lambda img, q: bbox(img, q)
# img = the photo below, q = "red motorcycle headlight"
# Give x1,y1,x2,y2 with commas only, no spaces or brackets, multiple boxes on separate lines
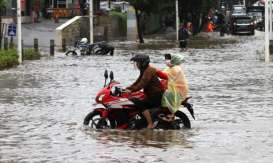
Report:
98,94,105,102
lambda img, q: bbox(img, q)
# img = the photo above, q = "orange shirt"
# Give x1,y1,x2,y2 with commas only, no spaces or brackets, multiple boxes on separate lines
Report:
207,23,214,32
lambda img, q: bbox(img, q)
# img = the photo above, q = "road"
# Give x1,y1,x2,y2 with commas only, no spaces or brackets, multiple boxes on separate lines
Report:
0,32,273,162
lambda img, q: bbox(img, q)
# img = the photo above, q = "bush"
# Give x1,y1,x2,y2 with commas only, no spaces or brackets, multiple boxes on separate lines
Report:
110,11,127,22
23,48,41,60
0,49,19,70
112,6,122,13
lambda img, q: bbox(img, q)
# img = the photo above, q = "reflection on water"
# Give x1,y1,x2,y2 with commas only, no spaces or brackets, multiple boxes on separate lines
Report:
1,32,273,162
83,129,192,149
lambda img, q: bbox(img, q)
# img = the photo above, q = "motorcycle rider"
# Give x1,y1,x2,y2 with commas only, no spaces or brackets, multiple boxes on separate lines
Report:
126,54,165,129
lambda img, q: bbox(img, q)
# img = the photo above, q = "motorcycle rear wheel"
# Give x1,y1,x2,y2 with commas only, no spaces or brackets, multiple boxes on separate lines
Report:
83,110,116,129
154,110,191,129
174,111,191,129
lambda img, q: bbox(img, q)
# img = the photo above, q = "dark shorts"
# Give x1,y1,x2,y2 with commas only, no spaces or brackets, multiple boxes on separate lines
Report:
179,40,187,48
130,92,163,112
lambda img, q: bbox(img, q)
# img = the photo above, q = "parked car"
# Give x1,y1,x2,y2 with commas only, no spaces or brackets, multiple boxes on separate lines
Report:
231,15,255,35
247,6,264,31
231,5,247,17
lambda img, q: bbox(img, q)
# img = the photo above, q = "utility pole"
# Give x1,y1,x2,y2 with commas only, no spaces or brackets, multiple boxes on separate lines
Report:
176,0,179,42
90,0,94,44
269,0,272,40
17,0,22,64
108,0,111,10
66,0,69,8
265,0,270,62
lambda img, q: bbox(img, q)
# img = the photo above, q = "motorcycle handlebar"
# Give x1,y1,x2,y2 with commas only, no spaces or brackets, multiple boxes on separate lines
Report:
112,87,130,96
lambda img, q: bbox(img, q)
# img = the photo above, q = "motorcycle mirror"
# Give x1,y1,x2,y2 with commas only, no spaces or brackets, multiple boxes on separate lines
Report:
110,71,114,81
104,70,108,79
104,70,108,87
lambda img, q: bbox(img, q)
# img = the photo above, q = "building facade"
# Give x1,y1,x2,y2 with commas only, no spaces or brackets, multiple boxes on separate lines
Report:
3,0,43,17
2,0,100,19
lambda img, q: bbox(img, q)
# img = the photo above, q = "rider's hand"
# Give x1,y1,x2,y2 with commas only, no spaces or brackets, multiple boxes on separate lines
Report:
124,89,131,93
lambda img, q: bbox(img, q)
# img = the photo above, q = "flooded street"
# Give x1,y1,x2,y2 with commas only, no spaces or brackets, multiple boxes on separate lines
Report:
1,32,273,162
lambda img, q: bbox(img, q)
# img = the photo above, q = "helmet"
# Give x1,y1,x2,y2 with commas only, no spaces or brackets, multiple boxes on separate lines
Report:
80,38,88,44
130,54,150,70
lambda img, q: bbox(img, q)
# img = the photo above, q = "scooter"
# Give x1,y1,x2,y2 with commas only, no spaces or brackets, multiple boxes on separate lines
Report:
83,70,195,130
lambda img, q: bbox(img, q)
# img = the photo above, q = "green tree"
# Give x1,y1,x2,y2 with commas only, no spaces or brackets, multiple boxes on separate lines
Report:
126,0,166,43
126,0,149,43
127,0,215,42
0,0,6,49
179,0,215,34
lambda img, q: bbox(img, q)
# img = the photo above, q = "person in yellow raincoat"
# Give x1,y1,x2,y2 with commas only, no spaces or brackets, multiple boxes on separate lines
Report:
158,53,189,119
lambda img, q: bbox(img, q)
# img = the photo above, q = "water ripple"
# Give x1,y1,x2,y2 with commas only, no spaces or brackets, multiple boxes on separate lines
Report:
1,33,273,162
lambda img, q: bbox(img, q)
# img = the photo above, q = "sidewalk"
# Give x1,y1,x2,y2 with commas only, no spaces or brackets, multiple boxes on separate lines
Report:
20,19,68,52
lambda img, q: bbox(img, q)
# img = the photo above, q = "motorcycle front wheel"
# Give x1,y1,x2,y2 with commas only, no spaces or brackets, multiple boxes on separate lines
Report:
83,110,116,129
65,50,77,56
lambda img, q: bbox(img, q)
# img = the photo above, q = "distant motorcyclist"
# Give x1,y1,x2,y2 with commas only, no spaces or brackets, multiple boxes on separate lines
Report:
126,54,165,129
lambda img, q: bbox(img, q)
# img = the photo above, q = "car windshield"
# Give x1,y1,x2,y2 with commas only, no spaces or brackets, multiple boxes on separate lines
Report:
233,11,246,16
232,6,246,14
236,18,252,24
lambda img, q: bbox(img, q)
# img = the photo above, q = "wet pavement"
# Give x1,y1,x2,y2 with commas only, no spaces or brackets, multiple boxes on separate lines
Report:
1,31,273,162
20,19,68,52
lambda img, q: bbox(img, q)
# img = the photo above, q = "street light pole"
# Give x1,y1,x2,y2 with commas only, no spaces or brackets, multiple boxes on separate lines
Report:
108,0,111,10
265,0,270,62
269,0,272,40
176,0,179,42
17,0,22,64
90,0,94,44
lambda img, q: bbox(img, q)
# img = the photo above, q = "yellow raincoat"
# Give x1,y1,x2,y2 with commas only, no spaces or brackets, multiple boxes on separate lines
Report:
161,54,189,113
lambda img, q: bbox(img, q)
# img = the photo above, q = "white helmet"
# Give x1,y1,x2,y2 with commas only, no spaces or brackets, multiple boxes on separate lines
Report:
80,38,88,44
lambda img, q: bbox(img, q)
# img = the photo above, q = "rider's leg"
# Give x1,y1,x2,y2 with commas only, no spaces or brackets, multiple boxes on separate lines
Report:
142,109,154,128
143,93,163,128
130,98,154,128
110,49,114,56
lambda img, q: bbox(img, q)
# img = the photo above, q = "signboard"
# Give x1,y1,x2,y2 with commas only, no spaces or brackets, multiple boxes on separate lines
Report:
8,24,16,37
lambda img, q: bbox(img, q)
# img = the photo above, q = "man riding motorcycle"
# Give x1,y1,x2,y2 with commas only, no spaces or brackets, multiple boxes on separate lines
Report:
83,54,194,129
126,54,165,129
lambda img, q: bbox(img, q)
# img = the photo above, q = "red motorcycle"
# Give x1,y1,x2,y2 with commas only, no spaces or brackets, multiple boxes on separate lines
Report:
83,70,195,130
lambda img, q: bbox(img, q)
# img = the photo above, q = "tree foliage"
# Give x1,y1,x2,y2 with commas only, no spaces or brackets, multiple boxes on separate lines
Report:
0,0,5,7
127,0,216,42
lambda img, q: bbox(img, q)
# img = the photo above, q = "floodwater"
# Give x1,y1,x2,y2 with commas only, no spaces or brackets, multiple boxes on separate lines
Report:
1,32,273,162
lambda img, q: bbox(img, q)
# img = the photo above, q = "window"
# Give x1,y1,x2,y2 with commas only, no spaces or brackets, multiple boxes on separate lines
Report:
51,0,67,8
56,0,67,8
